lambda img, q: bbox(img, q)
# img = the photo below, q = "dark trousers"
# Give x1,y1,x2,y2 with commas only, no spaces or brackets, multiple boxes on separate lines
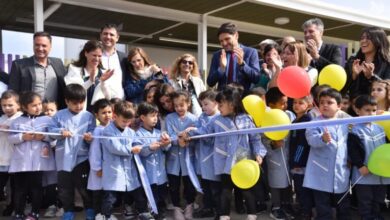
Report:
312,189,351,220
355,184,386,219
0,172,9,196
292,174,313,215
254,159,270,203
14,171,43,215
42,184,58,208
57,160,92,212
201,179,221,212
167,174,196,207
151,183,168,210
220,174,256,215
92,190,103,214
102,188,148,217
270,186,292,208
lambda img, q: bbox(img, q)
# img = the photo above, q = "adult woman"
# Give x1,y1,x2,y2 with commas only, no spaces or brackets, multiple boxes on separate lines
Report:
124,47,167,104
65,40,114,111
256,44,282,90
345,27,390,98
154,83,175,132
169,54,206,116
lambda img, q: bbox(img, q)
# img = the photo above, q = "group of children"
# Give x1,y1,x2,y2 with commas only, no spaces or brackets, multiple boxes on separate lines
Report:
0,81,389,220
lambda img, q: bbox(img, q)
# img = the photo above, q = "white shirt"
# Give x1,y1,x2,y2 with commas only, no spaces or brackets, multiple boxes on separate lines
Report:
101,50,125,99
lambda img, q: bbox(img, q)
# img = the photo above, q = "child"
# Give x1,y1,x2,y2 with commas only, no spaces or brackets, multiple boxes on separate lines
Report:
134,102,171,219
165,90,198,220
8,92,55,220
0,91,22,213
191,89,221,219
289,96,313,219
43,100,58,117
41,100,62,218
144,85,158,104
304,88,351,220
100,101,154,220
348,95,390,220
87,99,113,220
183,86,267,220
371,80,389,112
49,84,96,220
340,94,350,113
263,87,295,220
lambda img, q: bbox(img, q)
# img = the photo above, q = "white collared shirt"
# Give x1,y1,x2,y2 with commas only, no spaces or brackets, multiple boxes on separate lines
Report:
101,50,124,99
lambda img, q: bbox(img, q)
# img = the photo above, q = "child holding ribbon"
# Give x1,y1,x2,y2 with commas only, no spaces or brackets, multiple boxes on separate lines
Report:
9,91,55,220
181,86,266,220
87,99,112,220
165,90,199,220
100,101,154,220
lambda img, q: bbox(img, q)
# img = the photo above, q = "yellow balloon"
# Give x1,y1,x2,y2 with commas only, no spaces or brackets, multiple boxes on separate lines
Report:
231,159,260,189
375,111,390,137
261,109,291,140
242,95,266,127
318,64,347,91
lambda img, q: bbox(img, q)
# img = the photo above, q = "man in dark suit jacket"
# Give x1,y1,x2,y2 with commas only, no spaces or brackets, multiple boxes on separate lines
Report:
9,32,67,109
207,22,260,92
100,24,127,99
303,18,342,72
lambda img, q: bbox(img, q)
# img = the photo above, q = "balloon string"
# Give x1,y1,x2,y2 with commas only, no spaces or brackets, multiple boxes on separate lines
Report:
337,175,363,205
280,147,291,185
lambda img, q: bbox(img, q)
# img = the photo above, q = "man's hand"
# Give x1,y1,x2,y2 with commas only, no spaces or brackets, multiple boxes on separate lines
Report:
131,145,142,154
220,49,227,72
307,39,320,60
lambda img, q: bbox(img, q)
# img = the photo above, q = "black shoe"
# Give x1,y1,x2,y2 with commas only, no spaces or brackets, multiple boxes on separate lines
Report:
2,204,14,216
270,208,288,220
193,208,215,218
282,204,298,219
256,203,267,214
74,206,83,212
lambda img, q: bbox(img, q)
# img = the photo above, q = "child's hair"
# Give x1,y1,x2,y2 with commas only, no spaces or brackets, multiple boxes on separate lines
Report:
170,90,191,105
137,102,159,116
109,97,122,106
265,87,285,106
113,101,135,119
216,86,245,115
19,91,41,109
250,87,266,97
226,83,244,94
354,95,377,109
198,89,217,102
371,80,390,109
143,85,158,102
1,90,19,103
64,83,86,102
154,83,175,117
311,84,331,106
318,88,342,104
342,93,350,100
43,100,57,105
296,95,313,105
93,99,111,114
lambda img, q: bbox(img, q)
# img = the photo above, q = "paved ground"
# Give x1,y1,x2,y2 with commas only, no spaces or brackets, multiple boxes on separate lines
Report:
1,202,390,220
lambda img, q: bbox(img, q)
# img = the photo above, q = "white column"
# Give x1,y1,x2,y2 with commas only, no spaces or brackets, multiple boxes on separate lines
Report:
34,0,44,32
198,15,208,83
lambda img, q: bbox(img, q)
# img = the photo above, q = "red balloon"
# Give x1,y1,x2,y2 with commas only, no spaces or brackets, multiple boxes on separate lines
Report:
277,66,311,98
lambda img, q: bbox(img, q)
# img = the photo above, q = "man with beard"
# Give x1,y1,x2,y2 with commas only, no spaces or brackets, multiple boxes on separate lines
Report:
99,23,127,100
207,22,260,92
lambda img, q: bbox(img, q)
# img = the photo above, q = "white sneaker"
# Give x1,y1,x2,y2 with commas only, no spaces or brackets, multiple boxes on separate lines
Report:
43,205,57,218
95,213,104,220
55,208,64,217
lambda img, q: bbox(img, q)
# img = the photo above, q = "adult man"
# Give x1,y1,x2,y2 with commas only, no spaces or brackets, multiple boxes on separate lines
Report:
99,24,127,100
9,32,67,108
207,22,260,92
302,18,342,72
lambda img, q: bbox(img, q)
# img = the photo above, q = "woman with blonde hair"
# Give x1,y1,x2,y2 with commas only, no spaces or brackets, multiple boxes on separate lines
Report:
169,54,206,116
